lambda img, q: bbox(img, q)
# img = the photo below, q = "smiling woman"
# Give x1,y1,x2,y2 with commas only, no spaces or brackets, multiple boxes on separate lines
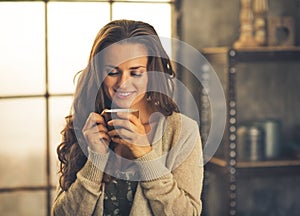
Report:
52,19,203,216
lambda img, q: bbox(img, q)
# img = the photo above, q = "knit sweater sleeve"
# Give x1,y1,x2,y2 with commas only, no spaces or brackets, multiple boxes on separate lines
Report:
137,117,203,216
51,148,109,216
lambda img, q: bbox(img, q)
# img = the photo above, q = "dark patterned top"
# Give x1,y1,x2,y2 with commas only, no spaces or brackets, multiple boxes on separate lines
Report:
103,179,138,216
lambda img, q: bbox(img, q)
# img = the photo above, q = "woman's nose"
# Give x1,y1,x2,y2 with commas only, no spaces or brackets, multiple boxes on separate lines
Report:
117,72,131,88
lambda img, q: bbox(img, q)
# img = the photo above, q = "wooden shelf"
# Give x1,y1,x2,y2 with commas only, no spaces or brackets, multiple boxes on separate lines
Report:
208,157,227,167
201,46,300,53
201,46,300,63
208,156,300,168
237,159,300,168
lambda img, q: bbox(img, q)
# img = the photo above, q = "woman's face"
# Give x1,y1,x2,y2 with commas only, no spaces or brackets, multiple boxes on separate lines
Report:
102,43,148,109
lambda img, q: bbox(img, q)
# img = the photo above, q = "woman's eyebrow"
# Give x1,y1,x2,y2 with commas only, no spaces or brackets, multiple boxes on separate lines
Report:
104,65,118,69
104,65,146,70
129,66,146,70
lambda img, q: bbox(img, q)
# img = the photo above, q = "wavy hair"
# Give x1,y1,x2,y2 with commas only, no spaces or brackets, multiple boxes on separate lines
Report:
57,19,178,191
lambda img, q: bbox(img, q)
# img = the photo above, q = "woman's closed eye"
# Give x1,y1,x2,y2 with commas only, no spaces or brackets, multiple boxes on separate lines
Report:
106,69,120,76
130,70,144,77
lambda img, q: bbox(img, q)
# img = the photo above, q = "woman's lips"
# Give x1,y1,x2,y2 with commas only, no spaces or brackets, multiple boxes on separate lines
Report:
115,91,135,99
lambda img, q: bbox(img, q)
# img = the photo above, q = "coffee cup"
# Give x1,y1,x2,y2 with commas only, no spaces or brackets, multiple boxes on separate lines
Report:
101,109,139,151
101,108,139,131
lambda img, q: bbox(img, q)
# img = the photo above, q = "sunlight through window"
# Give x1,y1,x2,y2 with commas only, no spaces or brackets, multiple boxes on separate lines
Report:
0,1,173,215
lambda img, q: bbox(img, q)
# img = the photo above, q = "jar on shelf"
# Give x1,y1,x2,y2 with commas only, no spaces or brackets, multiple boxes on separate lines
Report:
237,124,265,161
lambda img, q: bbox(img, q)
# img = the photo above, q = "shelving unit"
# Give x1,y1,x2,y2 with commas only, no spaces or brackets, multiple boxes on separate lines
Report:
200,47,300,216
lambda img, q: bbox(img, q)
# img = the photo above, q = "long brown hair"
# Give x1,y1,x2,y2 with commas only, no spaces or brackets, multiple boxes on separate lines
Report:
57,19,178,191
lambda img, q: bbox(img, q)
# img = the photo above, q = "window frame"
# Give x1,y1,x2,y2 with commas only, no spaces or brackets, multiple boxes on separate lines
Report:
0,1,174,215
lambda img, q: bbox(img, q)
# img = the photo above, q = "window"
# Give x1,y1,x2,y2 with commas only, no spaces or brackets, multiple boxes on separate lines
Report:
0,1,173,215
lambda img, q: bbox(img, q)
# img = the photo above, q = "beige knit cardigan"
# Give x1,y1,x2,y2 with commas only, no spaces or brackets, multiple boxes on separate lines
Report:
52,112,203,216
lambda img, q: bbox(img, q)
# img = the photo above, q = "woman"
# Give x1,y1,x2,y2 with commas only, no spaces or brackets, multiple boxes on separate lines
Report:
52,19,203,216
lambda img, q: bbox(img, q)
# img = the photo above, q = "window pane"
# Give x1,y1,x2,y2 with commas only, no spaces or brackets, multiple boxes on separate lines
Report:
47,2,110,94
0,2,45,96
0,191,46,216
49,96,73,186
112,3,171,38
0,98,46,187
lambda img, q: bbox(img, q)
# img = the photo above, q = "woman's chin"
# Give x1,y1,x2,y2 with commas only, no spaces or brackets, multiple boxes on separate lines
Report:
111,101,133,109
111,96,145,109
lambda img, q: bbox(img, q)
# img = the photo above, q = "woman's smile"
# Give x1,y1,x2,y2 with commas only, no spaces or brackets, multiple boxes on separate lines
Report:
115,90,136,99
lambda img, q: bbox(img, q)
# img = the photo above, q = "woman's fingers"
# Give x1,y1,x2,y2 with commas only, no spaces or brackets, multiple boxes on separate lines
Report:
83,112,106,131
107,112,144,133
85,131,110,142
82,112,110,154
108,128,132,140
97,123,108,133
116,112,139,124
105,113,151,158
107,119,137,133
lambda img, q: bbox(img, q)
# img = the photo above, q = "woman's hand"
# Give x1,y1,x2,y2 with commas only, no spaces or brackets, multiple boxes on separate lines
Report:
82,112,111,154
107,112,152,159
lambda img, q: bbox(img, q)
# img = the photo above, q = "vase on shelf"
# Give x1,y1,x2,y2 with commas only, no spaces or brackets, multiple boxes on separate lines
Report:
253,0,269,45
234,0,258,48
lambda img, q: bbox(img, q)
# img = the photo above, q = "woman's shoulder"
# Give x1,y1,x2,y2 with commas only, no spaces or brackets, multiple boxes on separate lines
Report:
162,112,201,155
166,112,199,133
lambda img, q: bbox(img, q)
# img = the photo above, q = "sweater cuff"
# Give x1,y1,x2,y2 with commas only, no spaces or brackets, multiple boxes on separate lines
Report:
78,148,110,184
135,150,170,181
